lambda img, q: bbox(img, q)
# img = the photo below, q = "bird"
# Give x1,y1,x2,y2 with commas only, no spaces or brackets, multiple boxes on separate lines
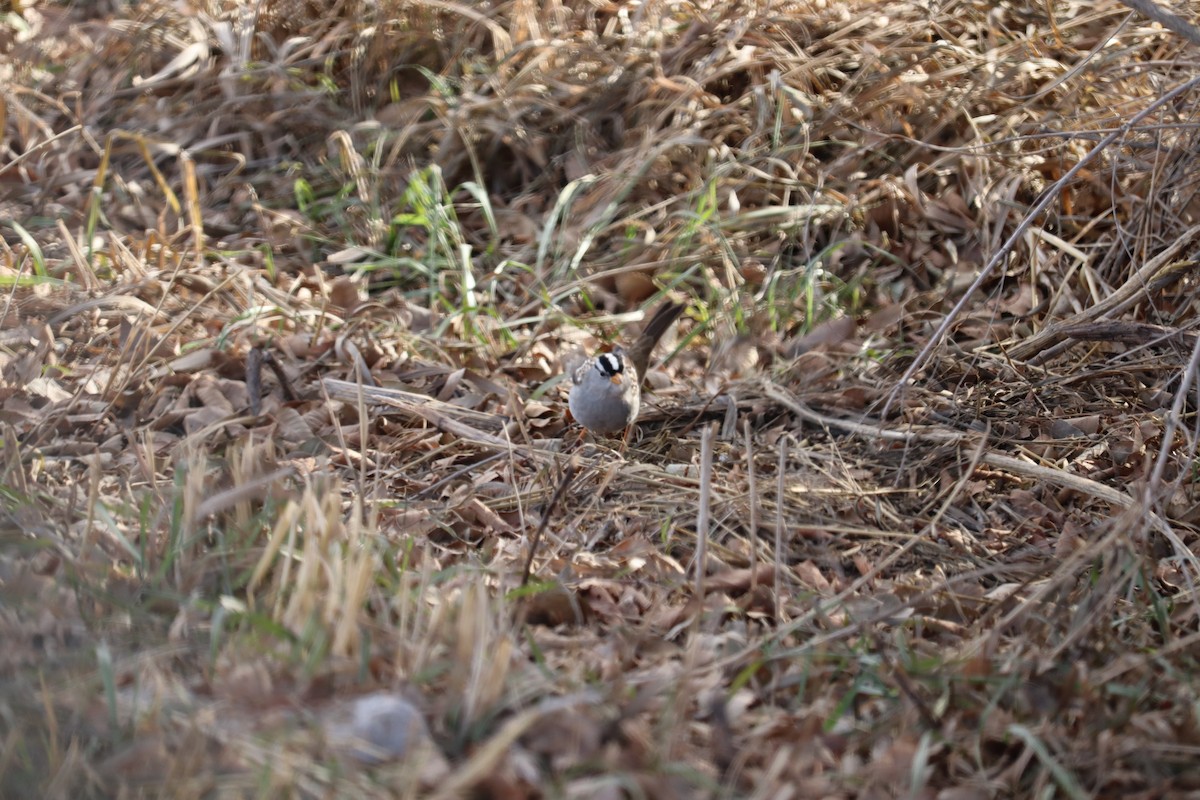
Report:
568,299,685,434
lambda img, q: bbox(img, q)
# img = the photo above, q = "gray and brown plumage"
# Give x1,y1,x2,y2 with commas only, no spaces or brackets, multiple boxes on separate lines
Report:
568,300,684,434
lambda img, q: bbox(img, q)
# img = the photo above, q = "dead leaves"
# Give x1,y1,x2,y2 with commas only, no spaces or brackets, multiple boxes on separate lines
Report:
6,0,1200,796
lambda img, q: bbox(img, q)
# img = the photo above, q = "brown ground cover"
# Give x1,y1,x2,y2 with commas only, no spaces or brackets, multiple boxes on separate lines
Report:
3,0,1200,796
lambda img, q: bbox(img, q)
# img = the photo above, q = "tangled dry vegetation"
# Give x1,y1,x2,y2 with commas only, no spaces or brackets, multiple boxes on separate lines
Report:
5,0,1200,796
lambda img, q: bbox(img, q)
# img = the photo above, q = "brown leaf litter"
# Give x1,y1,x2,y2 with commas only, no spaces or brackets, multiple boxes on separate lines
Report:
5,0,1200,796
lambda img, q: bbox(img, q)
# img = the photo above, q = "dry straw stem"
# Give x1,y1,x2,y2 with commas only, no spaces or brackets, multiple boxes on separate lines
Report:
695,421,716,597
742,418,759,592
1006,223,1200,363
1118,0,1200,45
518,459,576,589
1143,319,1200,509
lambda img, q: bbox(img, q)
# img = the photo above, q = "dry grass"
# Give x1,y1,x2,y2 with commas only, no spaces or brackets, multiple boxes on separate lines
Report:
4,0,1200,796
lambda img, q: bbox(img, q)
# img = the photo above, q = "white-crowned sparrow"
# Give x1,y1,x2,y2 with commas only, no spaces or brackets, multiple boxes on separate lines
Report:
568,300,685,434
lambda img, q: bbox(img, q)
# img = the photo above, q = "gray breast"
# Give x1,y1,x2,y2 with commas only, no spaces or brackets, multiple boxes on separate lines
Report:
568,374,639,433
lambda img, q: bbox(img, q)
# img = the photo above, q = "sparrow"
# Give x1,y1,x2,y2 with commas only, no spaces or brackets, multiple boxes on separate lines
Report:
567,300,684,434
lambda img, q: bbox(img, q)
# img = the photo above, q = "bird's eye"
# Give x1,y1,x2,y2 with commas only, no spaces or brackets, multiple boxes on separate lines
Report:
596,352,623,377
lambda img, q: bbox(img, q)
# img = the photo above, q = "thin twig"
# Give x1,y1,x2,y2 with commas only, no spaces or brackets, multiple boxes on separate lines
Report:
1144,320,1200,509
872,632,939,730
520,460,576,588
696,422,715,597
414,452,508,499
743,419,758,592
1117,0,1200,46
775,435,787,623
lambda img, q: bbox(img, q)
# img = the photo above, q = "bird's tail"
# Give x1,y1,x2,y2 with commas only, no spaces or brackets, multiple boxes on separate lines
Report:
626,299,685,379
